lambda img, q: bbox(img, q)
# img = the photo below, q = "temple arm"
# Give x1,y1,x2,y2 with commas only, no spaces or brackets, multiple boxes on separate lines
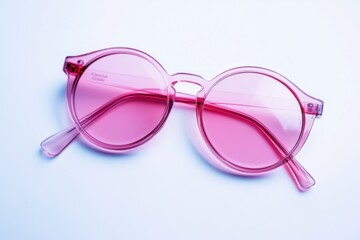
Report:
41,91,314,190
202,99,314,190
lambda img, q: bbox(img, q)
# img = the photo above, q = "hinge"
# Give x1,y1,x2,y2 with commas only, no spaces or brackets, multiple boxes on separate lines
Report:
64,61,83,75
303,102,323,117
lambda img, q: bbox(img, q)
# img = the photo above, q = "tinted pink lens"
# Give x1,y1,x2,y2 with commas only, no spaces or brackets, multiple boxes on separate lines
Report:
72,53,169,149
202,72,303,170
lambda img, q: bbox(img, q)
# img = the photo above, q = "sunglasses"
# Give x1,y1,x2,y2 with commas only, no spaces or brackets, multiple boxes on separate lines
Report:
41,47,324,191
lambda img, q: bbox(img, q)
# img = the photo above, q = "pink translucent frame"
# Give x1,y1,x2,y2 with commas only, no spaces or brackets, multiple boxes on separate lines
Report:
41,47,323,191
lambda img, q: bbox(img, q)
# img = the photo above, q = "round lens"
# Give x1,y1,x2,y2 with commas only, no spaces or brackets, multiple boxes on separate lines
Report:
201,72,303,170
72,53,169,149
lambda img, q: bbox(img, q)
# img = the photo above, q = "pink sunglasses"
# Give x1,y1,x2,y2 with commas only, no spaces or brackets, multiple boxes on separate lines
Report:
41,47,323,191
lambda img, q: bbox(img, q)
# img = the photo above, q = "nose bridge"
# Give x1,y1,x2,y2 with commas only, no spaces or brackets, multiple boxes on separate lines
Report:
170,73,205,96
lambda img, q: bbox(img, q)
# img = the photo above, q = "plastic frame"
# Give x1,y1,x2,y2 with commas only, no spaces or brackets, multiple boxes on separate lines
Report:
41,47,324,191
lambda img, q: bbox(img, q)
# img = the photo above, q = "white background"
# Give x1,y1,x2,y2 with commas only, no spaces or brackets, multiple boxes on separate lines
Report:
1,0,359,239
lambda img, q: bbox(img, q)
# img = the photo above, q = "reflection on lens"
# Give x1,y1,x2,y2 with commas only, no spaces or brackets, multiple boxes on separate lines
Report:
73,53,169,149
202,72,303,170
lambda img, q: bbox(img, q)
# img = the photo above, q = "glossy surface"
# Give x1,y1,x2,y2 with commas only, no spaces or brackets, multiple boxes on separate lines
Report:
41,48,323,191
